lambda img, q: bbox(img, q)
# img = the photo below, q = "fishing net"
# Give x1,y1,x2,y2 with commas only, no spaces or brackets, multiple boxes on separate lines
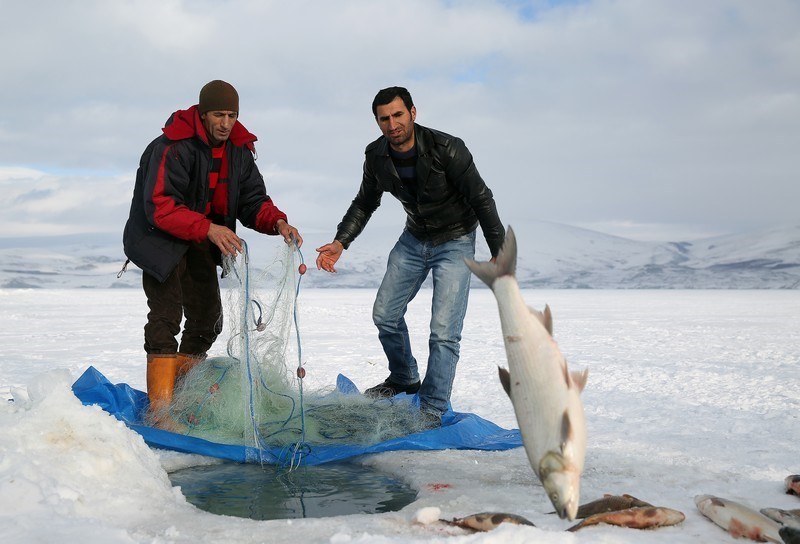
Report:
144,240,433,466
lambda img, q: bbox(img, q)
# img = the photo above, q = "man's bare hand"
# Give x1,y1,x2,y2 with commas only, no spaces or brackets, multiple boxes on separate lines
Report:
207,223,243,257
275,219,303,247
315,240,344,273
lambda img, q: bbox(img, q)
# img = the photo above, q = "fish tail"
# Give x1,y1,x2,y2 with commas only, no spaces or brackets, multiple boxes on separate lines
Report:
464,226,517,288
463,259,498,288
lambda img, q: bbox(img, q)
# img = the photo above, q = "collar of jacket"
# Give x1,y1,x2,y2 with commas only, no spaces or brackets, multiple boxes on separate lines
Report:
372,123,433,157
369,124,436,192
161,105,257,151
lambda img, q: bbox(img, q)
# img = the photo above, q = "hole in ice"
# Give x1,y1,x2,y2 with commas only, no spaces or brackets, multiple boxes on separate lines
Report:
169,461,418,520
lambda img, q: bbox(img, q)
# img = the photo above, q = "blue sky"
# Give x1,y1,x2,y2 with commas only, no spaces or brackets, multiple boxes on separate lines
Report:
1,0,798,243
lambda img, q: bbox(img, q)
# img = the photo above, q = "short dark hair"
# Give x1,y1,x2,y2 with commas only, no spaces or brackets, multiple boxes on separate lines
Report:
372,86,414,117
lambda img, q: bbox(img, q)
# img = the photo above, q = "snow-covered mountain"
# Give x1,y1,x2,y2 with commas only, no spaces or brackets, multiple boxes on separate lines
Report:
1,221,798,289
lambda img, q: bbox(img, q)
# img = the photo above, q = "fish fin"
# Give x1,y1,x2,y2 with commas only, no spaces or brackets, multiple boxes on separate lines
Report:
561,410,574,448
464,226,517,288
543,304,553,335
464,258,499,289
560,358,587,393
527,305,553,336
567,519,589,532
498,366,512,398
570,368,589,393
496,226,517,277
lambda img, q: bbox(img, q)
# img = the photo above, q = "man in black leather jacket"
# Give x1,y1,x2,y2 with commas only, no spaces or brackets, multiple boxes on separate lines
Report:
316,86,504,426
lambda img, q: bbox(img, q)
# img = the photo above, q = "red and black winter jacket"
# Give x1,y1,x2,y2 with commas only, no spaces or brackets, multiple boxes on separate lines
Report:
123,105,287,282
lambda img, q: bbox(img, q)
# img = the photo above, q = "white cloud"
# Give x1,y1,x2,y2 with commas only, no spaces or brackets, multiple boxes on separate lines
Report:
100,0,215,51
1,0,798,242
0,168,132,237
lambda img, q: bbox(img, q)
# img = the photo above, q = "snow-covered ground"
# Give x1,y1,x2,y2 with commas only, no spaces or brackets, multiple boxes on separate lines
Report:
2,287,799,543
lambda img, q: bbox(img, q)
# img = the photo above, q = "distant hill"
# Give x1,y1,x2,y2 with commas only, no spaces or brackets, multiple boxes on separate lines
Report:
0,222,797,289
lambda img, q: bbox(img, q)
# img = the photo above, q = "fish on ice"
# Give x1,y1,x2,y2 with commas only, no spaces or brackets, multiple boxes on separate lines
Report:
441,512,535,532
465,226,588,521
760,507,800,528
566,506,685,532
695,494,782,543
567,493,654,519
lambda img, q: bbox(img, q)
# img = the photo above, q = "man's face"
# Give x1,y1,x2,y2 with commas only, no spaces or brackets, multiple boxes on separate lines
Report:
201,110,237,146
375,97,416,151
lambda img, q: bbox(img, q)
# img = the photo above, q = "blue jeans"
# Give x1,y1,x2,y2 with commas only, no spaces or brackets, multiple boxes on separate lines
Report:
372,229,476,415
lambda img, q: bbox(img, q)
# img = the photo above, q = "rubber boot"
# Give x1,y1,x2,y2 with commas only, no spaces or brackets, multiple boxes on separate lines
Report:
176,352,206,380
146,354,180,430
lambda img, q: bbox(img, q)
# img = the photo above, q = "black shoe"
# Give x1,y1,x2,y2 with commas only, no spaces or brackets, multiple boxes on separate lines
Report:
364,378,421,399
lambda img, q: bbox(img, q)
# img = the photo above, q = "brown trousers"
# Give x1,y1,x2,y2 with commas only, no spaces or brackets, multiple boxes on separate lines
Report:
142,240,222,356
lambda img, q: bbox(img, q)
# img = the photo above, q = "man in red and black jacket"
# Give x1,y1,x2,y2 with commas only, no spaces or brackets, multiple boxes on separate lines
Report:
123,80,302,428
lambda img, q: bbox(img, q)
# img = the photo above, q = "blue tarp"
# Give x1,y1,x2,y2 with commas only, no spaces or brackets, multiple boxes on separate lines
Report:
72,366,522,465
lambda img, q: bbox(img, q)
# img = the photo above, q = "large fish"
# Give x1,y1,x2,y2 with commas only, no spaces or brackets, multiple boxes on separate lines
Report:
567,506,685,532
465,226,588,520
695,495,782,543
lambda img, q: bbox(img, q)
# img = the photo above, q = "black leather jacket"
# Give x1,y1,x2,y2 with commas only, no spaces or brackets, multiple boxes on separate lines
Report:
335,124,504,256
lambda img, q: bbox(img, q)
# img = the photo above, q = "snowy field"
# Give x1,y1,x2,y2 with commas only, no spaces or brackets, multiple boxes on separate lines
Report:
1,287,799,543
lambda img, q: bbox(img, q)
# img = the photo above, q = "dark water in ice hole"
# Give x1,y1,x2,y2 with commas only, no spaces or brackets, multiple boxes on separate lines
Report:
169,462,419,520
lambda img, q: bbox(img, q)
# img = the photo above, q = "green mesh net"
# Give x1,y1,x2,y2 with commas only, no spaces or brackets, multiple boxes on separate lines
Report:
146,240,432,465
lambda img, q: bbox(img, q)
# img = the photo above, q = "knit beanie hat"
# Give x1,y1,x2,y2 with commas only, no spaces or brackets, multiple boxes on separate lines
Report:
198,80,239,114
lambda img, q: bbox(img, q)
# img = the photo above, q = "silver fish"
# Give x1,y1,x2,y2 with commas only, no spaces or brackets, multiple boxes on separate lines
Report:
465,226,588,520
567,506,685,532
761,508,800,528
696,495,782,543
442,512,535,532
